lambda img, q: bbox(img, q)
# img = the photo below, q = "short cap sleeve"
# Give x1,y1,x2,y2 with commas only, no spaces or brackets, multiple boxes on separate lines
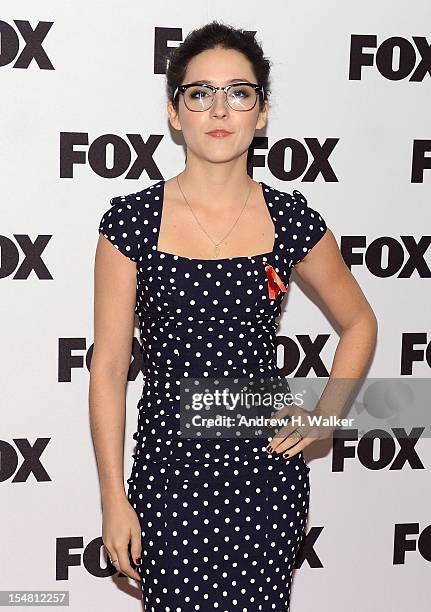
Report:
98,194,142,262
289,190,327,265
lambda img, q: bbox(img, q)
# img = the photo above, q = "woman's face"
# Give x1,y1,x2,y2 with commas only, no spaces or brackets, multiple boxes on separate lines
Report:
167,46,268,164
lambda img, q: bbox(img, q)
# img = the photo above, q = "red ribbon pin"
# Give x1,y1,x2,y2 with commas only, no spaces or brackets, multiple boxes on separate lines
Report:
264,263,288,299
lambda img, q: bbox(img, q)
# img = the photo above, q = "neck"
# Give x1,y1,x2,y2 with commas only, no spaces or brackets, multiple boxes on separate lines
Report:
178,154,254,201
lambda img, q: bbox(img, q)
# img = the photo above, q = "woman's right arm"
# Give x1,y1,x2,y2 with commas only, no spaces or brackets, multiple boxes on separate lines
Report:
89,233,141,581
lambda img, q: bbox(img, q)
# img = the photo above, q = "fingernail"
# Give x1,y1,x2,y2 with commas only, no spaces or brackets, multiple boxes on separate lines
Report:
135,557,141,565
283,452,289,458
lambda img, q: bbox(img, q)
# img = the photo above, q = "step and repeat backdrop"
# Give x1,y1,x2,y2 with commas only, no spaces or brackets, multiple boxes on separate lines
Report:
2,1,430,610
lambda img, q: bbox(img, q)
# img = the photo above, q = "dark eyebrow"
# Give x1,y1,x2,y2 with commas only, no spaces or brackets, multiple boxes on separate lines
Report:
191,78,252,85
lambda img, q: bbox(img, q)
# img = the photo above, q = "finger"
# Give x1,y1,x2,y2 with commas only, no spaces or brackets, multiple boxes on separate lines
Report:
117,547,141,582
108,549,120,569
265,425,298,451
267,420,317,452
266,434,289,453
111,558,120,571
277,425,315,454
105,547,115,566
265,433,286,452
109,546,120,564
272,434,303,455
130,528,142,567
281,437,311,458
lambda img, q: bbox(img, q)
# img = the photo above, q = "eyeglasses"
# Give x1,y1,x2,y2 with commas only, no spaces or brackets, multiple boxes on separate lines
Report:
172,81,265,112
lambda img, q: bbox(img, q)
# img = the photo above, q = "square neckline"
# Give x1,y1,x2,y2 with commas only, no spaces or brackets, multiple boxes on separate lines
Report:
153,178,278,263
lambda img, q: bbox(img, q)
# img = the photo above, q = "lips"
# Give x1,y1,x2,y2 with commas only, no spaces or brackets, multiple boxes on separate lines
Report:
206,130,232,137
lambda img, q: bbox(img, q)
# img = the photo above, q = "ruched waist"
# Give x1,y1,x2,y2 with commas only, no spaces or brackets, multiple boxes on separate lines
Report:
139,314,278,374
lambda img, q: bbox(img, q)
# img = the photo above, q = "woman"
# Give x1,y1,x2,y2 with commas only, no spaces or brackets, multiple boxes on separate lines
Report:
90,21,377,611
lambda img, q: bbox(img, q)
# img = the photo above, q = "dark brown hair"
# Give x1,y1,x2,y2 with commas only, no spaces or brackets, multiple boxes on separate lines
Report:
166,20,272,113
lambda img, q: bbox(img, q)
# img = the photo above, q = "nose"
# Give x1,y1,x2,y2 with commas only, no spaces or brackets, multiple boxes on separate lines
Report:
210,89,229,117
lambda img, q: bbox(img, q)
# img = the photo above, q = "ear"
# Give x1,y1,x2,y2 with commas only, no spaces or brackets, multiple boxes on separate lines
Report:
255,99,268,130
167,100,182,131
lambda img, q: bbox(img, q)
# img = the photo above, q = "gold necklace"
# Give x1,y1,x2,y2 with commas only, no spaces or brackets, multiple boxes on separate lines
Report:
176,174,253,259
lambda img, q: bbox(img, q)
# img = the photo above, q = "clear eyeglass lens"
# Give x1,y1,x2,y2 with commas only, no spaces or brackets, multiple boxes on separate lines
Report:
184,84,257,111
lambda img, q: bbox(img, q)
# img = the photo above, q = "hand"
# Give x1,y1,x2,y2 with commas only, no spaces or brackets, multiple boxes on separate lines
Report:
102,495,142,581
265,401,334,458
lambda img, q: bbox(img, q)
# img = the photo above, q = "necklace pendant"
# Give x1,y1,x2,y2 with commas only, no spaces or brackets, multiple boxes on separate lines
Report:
214,244,221,258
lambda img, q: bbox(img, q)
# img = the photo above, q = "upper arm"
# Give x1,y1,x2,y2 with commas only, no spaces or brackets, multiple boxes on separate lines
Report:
92,197,142,376
92,234,137,376
288,192,376,331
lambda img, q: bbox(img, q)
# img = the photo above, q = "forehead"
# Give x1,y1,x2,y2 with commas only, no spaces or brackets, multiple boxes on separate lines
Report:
184,47,255,82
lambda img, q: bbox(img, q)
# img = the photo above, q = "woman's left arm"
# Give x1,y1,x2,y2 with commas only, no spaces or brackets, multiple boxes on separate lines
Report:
267,227,378,456
293,227,378,379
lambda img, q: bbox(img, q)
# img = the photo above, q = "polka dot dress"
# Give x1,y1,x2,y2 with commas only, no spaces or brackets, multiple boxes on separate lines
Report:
98,179,327,611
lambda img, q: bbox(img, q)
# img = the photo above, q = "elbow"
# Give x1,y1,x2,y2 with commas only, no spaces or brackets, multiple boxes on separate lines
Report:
368,308,379,336
356,308,379,347
90,350,130,382
343,307,378,343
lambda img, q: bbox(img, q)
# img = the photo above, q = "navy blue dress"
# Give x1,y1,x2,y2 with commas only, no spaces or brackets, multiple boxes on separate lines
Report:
98,179,327,611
